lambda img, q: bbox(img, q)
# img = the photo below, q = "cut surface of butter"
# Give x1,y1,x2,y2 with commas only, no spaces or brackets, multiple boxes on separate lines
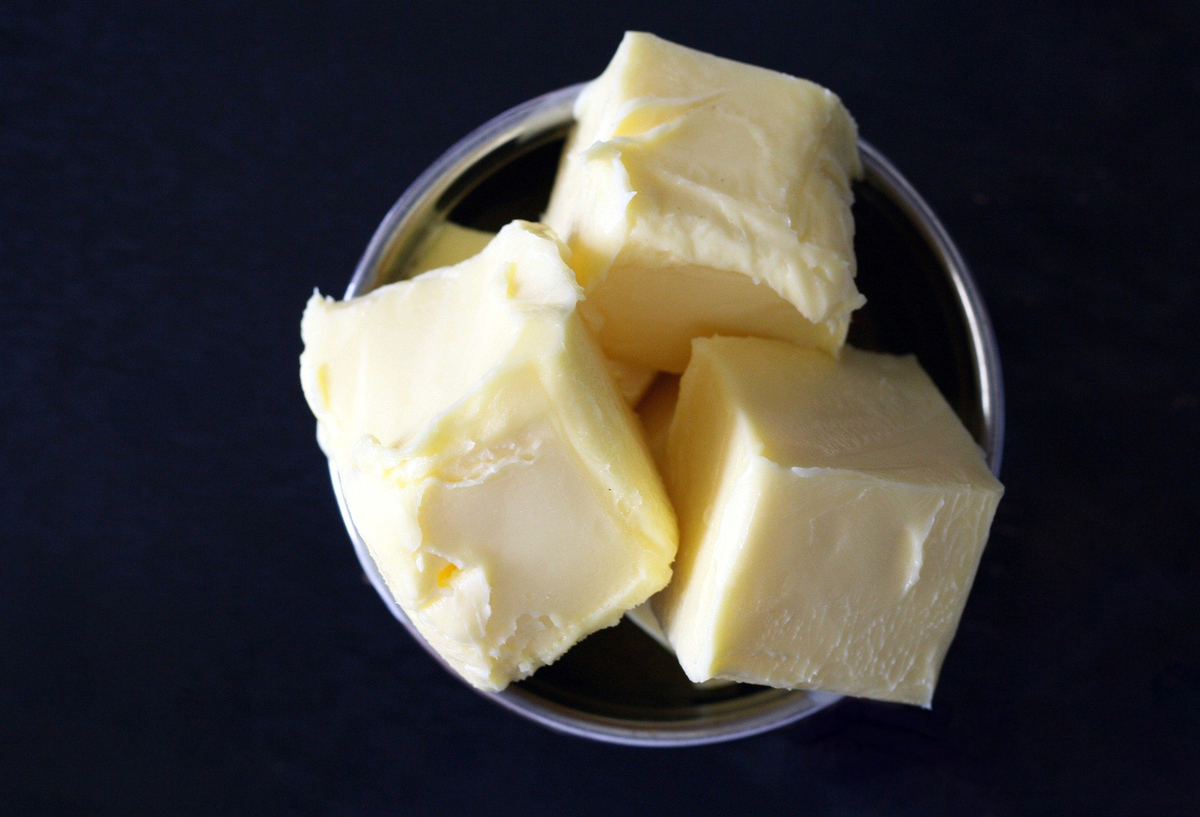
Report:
653,337,1002,706
544,32,865,373
299,221,677,691
408,221,658,404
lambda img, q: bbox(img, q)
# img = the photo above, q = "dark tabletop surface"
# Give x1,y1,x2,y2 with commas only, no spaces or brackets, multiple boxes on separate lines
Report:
4,1,1198,814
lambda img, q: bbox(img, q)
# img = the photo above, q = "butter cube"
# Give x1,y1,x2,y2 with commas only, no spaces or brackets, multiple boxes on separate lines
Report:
654,337,1002,705
299,221,677,690
408,221,657,405
544,32,864,373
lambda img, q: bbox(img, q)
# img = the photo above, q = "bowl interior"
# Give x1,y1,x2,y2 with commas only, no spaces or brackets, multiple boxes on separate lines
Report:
348,113,996,740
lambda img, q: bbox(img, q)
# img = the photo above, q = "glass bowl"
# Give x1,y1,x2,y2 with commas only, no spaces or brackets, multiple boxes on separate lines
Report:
328,84,1004,746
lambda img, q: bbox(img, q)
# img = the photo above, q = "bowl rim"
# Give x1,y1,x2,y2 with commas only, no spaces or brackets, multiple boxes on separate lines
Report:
332,83,1005,747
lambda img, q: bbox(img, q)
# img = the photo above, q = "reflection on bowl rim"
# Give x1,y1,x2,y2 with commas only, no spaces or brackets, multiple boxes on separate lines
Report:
329,84,1005,747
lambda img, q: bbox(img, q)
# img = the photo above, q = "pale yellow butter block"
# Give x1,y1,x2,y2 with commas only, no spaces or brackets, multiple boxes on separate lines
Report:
654,337,1003,706
299,221,677,691
408,221,657,404
544,32,865,373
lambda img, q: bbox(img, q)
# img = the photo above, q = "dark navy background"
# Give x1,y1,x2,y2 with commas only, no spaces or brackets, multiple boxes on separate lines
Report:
3,1,1198,814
